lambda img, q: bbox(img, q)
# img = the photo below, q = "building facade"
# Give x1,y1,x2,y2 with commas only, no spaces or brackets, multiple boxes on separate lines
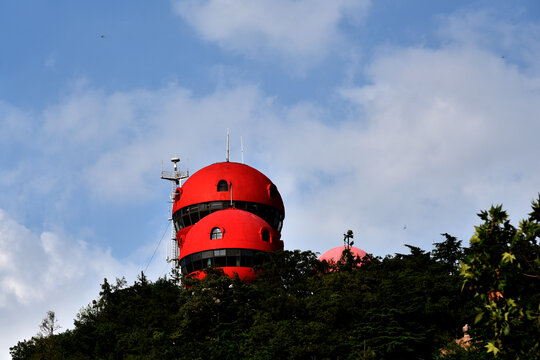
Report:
170,161,285,280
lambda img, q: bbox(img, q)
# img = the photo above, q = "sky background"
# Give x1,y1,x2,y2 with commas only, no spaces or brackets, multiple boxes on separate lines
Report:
1,0,539,356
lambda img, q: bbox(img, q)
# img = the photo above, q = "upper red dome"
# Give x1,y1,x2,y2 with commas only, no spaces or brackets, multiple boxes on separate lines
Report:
173,162,284,215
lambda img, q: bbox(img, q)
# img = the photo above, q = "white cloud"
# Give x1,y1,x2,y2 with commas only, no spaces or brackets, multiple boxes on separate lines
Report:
50,84,265,201
0,101,32,144
0,209,140,359
330,44,540,249
22,27,540,255
42,87,147,151
214,26,539,255
172,0,370,61
437,10,540,76
43,36,538,258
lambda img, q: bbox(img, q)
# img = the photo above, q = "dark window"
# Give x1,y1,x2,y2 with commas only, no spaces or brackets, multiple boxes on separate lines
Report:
180,206,192,227
188,205,199,224
227,255,240,267
180,259,186,274
254,252,266,266
181,248,266,275
226,249,240,267
214,249,226,256
193,259,203,271
236,201,247,210
268,184,278,198
210,227,222,239
173,211,184,232
227,249,241,256
176,201,284,231
210,202,225,211
241,250,254,267
199,203,210,219
247,203,258,213
261,229,270,242
215,256,227,267
217,180,228,192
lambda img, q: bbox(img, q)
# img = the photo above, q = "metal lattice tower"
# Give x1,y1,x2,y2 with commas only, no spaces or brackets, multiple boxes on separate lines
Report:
161,157,189,272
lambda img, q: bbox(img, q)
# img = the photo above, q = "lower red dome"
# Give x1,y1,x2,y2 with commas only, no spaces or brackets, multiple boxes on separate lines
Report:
179,208,283,279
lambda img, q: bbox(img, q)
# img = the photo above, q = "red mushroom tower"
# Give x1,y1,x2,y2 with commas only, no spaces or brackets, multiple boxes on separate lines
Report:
167,161,285,280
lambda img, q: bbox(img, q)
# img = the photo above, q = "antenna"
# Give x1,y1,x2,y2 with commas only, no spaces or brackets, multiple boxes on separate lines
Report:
226,129,230,162
241,136,244,164
344,230,354,249
161,157,188,187
160,157,189,276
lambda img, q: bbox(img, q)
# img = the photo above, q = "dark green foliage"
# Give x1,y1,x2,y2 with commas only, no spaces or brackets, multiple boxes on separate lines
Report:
433,234,464,276
13,199,540,359
11,242,477,360
13,197,540,359
458,195,540,358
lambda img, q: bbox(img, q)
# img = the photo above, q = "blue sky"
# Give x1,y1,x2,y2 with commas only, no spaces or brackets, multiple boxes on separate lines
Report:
1,0,540,356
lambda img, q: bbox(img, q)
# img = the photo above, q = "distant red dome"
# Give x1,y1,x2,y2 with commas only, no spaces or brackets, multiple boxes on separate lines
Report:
173,162,284,214
319,246,367,263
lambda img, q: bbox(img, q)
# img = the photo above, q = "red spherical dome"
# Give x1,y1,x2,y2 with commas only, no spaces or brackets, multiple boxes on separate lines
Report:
178,208,283,280
319,246,367,263
173,162,284,214
180,208,282,257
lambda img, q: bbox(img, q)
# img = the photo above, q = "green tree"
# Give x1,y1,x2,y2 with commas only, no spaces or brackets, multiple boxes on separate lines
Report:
10,311,64,360
39,311,61,337
10,247,476,359
433,233,464,276
460,195,540,358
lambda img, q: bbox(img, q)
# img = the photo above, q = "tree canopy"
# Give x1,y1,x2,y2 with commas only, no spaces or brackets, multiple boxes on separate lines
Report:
10,196,540,359
458,196,540,358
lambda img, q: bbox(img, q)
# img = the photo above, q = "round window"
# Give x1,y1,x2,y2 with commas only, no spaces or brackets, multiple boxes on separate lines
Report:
210,227,223,240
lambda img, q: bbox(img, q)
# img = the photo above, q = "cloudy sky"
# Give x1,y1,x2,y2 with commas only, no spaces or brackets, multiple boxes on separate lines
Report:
1,0,539,356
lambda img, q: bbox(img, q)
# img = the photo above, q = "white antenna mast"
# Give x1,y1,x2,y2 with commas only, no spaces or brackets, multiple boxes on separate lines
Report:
160,157,189,276
226,129,230,162
241,136,244,164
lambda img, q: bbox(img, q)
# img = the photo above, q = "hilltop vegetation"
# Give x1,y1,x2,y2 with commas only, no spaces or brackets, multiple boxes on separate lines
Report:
10,197,540,359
